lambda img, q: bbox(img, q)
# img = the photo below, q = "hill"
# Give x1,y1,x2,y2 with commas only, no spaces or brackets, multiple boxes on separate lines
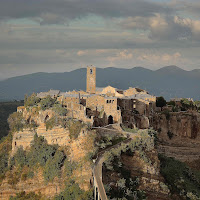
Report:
0,66,200,101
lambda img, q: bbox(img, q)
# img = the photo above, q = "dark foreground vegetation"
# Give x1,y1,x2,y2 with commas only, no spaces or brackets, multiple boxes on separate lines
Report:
0,101,23,139
159,154,200,200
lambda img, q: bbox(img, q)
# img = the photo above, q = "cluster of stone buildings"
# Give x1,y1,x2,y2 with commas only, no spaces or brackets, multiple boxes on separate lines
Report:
34,66,156,128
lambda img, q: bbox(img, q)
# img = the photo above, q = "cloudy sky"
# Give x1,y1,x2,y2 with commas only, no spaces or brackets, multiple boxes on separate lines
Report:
0,0,200,80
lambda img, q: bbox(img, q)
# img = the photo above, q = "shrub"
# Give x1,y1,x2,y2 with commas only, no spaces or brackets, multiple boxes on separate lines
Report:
24,93,40,107
64,160,77,177
9,191,43,200
168,101,175,107
162,110,170,120
54,179,93,200
159,154,200,198
53,104,67,116
12,146,27,169
26,134,58,167
66,120,84,139
156,96,167,108
10,134,68,184
7,112,24,132
0,134,12,183
45,116,58,130
40,95,56,110
43,150,65,182
167,131,174,139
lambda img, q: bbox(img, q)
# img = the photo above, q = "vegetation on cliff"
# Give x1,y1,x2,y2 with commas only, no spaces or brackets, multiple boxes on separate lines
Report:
0,101,23,139
4,132,94,199
159,154,200,200
0,133,12,184
103,129,157,200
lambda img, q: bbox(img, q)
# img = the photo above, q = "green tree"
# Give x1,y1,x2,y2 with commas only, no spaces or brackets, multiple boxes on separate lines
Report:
53,104,67,116
26,134,58,166
40,96,56,110
43,150,65,182
156,96,167,108
24,93,40,107
54,180,92,200
7,112,24,132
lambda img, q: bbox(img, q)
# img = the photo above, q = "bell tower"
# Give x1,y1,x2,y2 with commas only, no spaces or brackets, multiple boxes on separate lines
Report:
86,65,96,94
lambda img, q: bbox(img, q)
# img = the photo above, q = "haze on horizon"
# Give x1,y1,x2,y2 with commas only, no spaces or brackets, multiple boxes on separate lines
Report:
0,0,200,80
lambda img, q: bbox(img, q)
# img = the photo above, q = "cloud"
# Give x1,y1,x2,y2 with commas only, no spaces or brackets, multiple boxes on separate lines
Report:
0,0,172,24
137,52,181,62
107,50,133,65
119,14,200,41
77,50,88,56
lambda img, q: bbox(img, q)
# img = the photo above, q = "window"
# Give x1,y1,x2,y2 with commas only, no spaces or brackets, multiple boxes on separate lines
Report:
90,69,93,74
107,100,114,104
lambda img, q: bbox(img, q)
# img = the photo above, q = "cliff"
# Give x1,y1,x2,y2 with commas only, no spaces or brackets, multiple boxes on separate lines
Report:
0,106,95,200
153,111,200,162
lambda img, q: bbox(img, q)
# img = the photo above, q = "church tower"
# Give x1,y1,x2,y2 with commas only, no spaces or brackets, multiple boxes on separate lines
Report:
86,65,96,94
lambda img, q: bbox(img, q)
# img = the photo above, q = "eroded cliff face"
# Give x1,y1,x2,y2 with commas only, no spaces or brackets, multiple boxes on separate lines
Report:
0,107,95,200
153,111,200,139
152,111,200,162
0,167,62,200
121,151,170,200
103,148,171,200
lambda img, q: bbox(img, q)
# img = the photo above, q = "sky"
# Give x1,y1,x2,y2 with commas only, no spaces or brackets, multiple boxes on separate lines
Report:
0,0,200,80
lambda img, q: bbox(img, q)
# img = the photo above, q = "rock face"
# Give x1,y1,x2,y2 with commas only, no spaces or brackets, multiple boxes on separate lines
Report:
0,168,62,200
1,120,95,199
153,111,200,139
152,111,200,162
121,151,171,200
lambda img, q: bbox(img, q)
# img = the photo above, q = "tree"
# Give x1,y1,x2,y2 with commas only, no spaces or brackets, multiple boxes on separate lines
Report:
40,95,56,110
156,96,167,108
24,93,40,107
7,112,24,132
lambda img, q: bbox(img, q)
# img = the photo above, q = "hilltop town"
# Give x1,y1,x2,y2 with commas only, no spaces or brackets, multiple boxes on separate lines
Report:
18,65,156,128
1,66,200,200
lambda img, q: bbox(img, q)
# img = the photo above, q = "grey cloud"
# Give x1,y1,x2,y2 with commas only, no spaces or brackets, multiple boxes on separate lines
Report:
0,0,173,24
119,14,200,41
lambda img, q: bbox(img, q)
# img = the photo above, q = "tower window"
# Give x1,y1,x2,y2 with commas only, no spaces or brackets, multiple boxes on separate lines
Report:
90,69,93,74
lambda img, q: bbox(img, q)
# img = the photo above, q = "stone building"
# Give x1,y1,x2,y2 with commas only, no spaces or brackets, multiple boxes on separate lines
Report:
25,65,156,128
86,66,96,94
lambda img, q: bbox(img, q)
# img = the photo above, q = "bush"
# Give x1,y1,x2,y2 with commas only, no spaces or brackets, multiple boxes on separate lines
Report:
0,134,12,183
40,96,56,110
12,147,27,169
159,154,200,198
53,104,67,116
7,112,24,132
54,179,93,200
9,191,43,200
24,93,40,107
0,101,24,139
26,134,58,167
66,120,84,139
45,116,58,130
11,134,68,184
168,101,175,107
43,150,65,182
162,110,170,120
64,160,77,177
167,131,174,139
156,96,167,108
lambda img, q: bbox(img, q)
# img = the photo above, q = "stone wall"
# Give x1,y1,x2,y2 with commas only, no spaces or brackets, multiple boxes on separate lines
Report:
86,95,105,111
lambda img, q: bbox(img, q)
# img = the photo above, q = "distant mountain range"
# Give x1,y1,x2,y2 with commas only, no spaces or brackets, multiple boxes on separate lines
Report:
0,66,200,101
